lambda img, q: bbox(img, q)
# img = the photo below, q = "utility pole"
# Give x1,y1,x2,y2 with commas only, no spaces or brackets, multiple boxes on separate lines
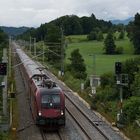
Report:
89,54,96,75
42,41,45,64
34,38,36,57
89,54,97,95
9,36,12,78
120,84,123,114
29,36,32,54
61,28,65,76
2,48,8,116
9,36,12,127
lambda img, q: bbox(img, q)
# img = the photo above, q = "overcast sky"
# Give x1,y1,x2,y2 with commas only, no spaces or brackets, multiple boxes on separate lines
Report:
0,0,140,27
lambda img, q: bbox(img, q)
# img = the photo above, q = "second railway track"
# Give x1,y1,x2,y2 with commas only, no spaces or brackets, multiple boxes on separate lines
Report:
65,95,108,140
43,65,125,140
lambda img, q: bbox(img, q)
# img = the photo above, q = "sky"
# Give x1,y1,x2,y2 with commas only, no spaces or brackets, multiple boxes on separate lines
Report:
0,0,140,27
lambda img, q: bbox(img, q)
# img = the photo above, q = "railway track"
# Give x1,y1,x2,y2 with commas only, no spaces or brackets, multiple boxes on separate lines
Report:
42,69,108,139
65,95,108,140
40,130,63,140
43,66,125,140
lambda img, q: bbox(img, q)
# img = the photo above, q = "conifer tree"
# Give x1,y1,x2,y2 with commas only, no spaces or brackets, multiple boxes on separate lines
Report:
68,49,87,79
104,32,116,54
132,13,140,54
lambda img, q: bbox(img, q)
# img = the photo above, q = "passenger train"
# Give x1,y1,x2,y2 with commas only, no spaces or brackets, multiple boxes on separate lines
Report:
15,46,65,128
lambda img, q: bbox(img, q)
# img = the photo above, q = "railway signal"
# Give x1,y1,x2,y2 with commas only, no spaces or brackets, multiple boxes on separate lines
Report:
115,62,122,74
115,62,128,127
121,74,128,86
0,62,7,75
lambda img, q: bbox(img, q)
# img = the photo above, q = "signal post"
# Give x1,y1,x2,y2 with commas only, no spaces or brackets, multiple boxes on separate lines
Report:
115,62,128,127
1,49,8,116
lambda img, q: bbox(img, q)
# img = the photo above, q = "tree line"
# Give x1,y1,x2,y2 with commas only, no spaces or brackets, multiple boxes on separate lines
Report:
18,13,140,56
0,28,8,60
18,14,112,42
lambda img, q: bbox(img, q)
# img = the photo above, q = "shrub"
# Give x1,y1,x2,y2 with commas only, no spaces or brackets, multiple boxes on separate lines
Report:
123,97,140,123
115,47,123,54
100,72,115,88
87,31,97,40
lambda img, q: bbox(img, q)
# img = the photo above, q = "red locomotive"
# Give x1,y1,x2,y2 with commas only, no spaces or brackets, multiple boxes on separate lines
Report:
16,48,65,128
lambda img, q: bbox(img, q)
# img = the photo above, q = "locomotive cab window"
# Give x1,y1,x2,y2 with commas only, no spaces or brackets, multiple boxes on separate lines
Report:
41,94,60,108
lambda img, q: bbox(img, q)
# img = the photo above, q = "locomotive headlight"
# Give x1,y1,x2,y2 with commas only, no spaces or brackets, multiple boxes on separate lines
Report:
38,111,42,116
61,110,64,116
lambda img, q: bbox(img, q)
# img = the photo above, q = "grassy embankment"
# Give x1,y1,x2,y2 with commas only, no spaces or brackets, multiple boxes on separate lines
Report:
65,35,140,140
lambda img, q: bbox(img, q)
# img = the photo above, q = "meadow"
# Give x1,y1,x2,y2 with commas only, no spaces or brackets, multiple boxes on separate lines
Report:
66,35,138,76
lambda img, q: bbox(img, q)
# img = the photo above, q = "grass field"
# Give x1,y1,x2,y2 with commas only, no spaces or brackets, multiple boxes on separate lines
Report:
66,35,138,75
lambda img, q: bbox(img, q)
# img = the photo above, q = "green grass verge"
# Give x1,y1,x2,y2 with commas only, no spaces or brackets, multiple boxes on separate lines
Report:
66,36,138,75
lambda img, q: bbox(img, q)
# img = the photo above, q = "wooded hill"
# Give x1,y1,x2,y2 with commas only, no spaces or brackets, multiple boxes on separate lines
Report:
1,26,29,37
18,14,112,41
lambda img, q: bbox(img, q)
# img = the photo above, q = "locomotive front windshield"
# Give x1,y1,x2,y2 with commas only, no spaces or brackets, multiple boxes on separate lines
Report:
41,94,60,108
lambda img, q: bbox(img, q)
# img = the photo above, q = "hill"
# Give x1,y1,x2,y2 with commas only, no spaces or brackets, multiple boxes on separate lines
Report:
111,17,134,25
0,26,29,36
19,14,112,41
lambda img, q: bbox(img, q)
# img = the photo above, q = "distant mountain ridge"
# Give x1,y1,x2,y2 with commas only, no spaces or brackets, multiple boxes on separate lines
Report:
0,26,30,36
111,17,134,25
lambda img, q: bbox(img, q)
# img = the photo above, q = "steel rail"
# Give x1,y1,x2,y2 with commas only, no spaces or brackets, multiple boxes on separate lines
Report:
65,94,109,140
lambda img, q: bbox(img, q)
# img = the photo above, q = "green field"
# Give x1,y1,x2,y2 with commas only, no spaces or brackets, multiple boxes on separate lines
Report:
66,35,138,75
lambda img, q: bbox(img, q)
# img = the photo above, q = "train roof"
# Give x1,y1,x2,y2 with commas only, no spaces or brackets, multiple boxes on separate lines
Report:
39,87,62,95
16,48,46,78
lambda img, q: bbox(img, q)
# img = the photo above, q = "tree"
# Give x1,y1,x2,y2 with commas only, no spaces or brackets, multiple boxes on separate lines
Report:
126,22,134,41
131,73,140,97
60,15,83,35
0,28,8,46
87,28,104,41
45,24,62,65
104,31,116,54
68,49,87,79
87,31,97,40
123,97,140,122
45,24,61,42
131,13,140,54
0,28,8,57
118,30,125,40
80,16,94,34
97,31,104,41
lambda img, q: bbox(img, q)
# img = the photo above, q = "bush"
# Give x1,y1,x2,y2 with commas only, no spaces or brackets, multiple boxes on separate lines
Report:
87,31,97,40
95,85,117,102
84,78,90,89
63,71,81,91
115,47,123,54
131,73,140,97
100,72,115,88
97,31,104,41
123,97,140,123
123,57,140,85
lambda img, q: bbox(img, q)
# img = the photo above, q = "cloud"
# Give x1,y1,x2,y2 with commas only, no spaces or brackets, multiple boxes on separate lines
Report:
0,0,140,27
